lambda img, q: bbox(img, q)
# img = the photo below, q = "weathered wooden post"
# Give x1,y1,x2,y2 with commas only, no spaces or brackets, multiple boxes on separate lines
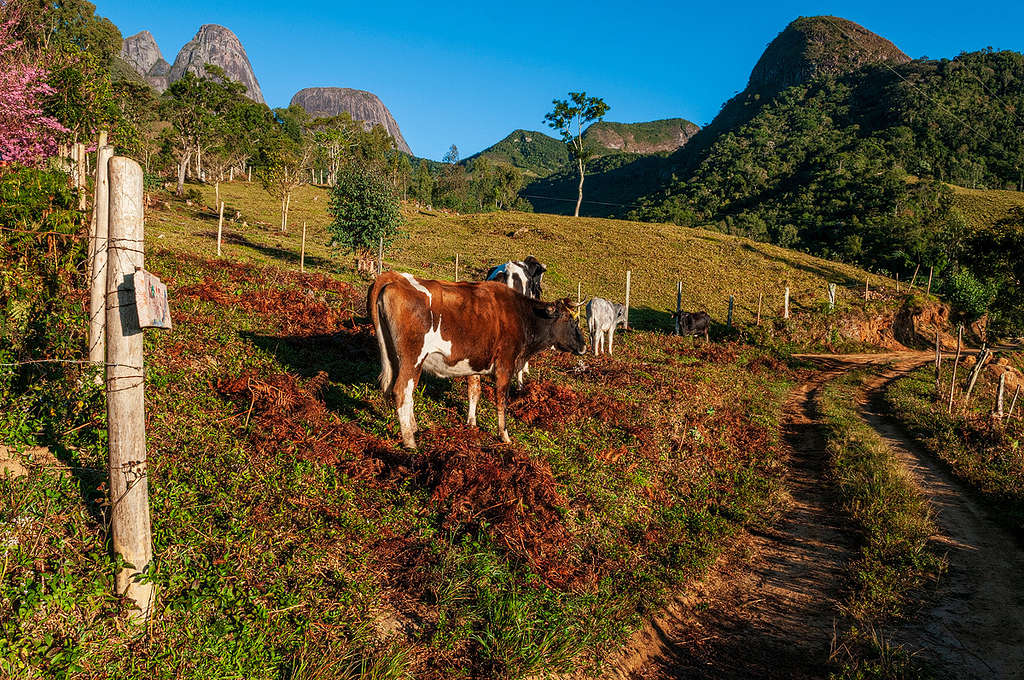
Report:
578,281,582,305
783,287,790,319
106,156,154,623
896,272,900,293
927,266,934,296
910,263,920,289
300,222,306,273
215,181,219,207
217,201,224,257
828,283,836,311
934,330,942,396
229,166,234,181
455,253,460,282
1008,385,1021,420
995,372,1006,418
248,166,252,182
675,281,682,335
624,270,631,330
76,142,87,210
727,295,734,328
963,348,992,411
377,236,384,276
89,145,114,374
864,277,869,300
948,325,962,414
756,292,763,326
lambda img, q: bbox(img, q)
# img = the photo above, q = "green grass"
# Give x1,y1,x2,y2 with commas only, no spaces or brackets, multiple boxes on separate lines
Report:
819,371,942,622
886,366,1024,534
818,371,943,680
0,180,935,678
950,184,1024,232
169,180,903,348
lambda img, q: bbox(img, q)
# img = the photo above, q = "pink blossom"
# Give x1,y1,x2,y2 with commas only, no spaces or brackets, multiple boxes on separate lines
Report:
0,11,68,166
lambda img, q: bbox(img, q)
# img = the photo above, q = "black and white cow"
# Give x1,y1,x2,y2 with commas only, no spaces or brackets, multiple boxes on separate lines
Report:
586,297,626,356
484,256,547,300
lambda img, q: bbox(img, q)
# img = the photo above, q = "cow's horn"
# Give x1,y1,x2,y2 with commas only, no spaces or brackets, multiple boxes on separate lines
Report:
569,298,590,308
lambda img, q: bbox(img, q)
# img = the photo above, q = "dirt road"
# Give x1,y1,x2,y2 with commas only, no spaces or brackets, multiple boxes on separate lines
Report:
620,352,1024,680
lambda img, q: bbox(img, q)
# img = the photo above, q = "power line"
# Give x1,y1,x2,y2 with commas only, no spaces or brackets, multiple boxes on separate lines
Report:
520,194,643,209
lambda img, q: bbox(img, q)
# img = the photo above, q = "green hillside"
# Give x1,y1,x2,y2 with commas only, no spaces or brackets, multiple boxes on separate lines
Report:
465,129,569,177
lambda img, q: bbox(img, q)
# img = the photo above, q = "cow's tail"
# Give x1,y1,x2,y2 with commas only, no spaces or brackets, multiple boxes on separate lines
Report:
367,273,399,396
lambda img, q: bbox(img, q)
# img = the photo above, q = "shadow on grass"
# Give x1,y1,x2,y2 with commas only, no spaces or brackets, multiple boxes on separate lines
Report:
194,229,343,274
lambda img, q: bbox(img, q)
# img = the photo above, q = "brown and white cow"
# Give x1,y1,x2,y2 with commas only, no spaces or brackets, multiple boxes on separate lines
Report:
367,271,587,448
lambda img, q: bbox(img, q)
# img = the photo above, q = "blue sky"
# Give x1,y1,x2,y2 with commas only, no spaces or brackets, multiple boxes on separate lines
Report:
98,1,1024,160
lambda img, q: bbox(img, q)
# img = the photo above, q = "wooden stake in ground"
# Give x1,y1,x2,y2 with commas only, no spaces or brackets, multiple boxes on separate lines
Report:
105,156,154,623
455,253,460,282
910,263,920,289
756,291,763,326
864,277,869,300
624,270,631,330
377,236,384,276
995,371,1006,418
783,287,790,319
216,201,224,257
88,144,114,378
215,181,219,207
578,281,582,305
827,283,836,311
896,272,900,293
676,281,683,335
948,325,962,414
86,130,108,280
229,167,233,181
300,222,306,273
1008,385,1021,420
727,295,734,328
963,348,992,411
248,166,252,182
927,266,934,296
76,142,87,210
934,330,942,395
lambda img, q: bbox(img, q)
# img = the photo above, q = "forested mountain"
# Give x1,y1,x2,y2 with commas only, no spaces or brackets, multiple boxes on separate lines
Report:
464,129,569,177
583,118,700,155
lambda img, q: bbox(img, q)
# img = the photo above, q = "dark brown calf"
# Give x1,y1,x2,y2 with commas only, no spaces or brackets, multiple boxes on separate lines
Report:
368,272,586,448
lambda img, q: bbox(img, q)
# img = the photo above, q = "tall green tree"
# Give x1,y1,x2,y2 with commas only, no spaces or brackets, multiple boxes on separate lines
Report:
545,92,609,216
327,164,403,270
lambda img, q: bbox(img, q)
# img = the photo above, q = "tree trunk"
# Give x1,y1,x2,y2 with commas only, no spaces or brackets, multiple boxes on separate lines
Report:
574,157,584,217
176,150,191,196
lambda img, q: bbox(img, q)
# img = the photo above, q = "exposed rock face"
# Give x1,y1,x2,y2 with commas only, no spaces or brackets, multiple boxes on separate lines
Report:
169,24,264,103
748,16,910,94
291,87,412,154
121,31,171,92
583,119,700,154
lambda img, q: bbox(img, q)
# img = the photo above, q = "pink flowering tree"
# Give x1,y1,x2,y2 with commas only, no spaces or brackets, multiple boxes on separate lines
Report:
0,11,67,166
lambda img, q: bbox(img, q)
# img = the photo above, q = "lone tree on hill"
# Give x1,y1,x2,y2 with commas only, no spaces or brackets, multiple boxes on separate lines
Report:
327,164,403,272
545,92,609,217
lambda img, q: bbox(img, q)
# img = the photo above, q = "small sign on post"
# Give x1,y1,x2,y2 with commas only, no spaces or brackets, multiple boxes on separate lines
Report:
133,269,172,330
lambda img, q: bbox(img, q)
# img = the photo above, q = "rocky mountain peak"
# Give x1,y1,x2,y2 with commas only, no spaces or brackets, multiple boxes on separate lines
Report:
290,87,412,154
169,24,264,103
121,31,171,91
748,16,910,93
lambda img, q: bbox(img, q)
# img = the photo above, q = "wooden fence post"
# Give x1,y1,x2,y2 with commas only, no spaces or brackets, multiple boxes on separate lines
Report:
948,325,962,414
229,167,233,181
300,222,306,273
864,277,869,300
215,181,219,207
756,292,763,326
217,201,224,257
727,295,734,328
377,236,384,276
106,156,154,623
927,266,934,296
76,142,87,210
896,272,900,293
675,281,682,335
963,348,992,411
578,281,582,305
1008,385,1021,420
783,287,790,319
995,372,1006,418
455,253,459,282
910,264,920,289
934,330,942,395
828,283,836,311
248,166,252,182
89,145,114,380
624,270,631,330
